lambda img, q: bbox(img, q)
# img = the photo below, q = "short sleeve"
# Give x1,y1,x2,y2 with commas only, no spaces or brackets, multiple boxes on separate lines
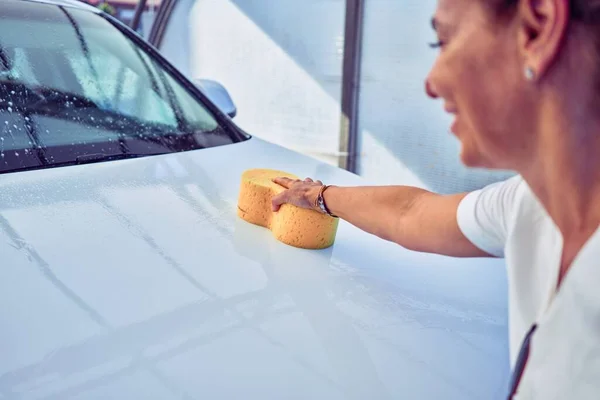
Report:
456,175,524,258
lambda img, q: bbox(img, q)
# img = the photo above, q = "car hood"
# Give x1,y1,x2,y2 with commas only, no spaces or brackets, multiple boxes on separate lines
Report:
0,137,509,400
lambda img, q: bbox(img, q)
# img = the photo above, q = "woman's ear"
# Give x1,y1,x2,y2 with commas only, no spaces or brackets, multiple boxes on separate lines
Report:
517,0,569,80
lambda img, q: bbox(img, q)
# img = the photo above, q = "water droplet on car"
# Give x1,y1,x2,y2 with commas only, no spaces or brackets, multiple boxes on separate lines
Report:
10,91,15,95
15,152,19,157
24,117,30,121
7,107,12,113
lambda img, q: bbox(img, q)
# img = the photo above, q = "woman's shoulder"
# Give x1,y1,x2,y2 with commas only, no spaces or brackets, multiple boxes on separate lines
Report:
456,174,529,257
470,174,529,221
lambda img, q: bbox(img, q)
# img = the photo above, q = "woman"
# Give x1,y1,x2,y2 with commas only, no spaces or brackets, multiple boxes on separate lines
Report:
271,0,600,398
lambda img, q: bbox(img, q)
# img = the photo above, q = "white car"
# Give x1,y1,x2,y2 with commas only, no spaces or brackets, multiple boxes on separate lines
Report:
0,1,510,399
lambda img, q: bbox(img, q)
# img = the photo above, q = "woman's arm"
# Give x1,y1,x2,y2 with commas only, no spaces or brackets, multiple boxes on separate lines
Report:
271,177,491,258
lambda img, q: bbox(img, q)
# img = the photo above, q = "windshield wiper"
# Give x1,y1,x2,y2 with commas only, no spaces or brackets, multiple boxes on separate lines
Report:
32,91,100,112
0,151,165,175
75,152,163,165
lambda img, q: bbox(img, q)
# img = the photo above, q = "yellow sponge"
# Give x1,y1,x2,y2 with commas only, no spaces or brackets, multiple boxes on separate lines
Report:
237,168,339,249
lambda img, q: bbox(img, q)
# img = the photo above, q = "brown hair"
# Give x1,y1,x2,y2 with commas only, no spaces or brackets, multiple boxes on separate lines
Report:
488,0,600,77
481,1,600,104
488,0,600,23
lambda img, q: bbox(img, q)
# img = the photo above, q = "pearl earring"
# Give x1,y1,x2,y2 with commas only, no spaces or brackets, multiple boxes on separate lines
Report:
524,66,535,81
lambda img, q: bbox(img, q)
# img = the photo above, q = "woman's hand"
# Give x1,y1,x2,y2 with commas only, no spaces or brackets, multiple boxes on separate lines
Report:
271,177,324,212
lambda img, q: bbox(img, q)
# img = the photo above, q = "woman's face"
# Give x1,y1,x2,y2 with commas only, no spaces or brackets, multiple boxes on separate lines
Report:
426,0,535,170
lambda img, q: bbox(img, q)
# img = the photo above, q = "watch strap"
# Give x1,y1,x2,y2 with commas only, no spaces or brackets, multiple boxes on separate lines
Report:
315,185,337,218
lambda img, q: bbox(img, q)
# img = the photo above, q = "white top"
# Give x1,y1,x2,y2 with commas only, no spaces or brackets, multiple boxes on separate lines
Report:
457,175,600,399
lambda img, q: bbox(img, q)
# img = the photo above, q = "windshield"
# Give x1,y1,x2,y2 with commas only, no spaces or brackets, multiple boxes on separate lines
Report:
0,0,236,174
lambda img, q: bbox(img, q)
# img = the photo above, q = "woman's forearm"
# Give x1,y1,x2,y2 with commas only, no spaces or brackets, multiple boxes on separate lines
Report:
320,185,430,243
318,185,486,256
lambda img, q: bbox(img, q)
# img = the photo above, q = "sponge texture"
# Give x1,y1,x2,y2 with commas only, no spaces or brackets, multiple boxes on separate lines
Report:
237,168,339,249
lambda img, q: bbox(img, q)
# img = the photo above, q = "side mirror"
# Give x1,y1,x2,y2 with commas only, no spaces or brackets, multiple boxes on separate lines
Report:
194,79,237,119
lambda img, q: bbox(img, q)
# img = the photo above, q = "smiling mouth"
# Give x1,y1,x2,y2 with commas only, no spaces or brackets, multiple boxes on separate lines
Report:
444,106,458,114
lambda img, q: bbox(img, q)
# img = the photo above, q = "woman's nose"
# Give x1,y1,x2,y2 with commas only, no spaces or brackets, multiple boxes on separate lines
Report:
425,79,438,99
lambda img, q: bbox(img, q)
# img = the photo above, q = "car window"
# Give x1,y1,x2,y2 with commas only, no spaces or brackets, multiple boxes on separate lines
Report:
0,0,236,174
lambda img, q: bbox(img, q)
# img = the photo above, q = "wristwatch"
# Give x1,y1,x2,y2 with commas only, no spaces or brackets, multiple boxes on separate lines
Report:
315,185,337,218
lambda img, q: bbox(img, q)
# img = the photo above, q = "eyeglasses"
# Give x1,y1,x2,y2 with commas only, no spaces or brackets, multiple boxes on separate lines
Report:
507,324,538,399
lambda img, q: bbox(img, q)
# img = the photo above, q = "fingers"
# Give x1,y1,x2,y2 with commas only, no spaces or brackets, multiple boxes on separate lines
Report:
273,176,317,187
304,177,323,185
271,191,286,212
272,177,294,188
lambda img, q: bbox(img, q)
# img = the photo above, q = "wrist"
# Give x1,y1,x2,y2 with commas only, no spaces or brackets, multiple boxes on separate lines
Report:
314,185,337,217
308,185,322,212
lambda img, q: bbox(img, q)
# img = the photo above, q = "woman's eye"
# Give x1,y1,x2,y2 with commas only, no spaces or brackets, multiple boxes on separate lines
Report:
428,40,445,49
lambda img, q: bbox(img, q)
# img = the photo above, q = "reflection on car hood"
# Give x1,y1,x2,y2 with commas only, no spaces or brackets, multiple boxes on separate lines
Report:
0,137,509,400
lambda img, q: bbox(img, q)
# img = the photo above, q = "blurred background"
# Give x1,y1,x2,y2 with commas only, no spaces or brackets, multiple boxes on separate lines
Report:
82,0,514,194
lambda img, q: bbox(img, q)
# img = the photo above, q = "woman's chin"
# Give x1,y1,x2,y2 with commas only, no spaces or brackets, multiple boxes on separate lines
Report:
459,146,486,168
460,149,505,170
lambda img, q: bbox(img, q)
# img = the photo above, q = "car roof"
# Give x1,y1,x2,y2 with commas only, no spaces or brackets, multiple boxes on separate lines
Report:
18,0,99,12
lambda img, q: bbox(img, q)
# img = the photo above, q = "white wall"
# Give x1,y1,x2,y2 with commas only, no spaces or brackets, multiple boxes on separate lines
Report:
158,0,514,193
160,0,346,166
